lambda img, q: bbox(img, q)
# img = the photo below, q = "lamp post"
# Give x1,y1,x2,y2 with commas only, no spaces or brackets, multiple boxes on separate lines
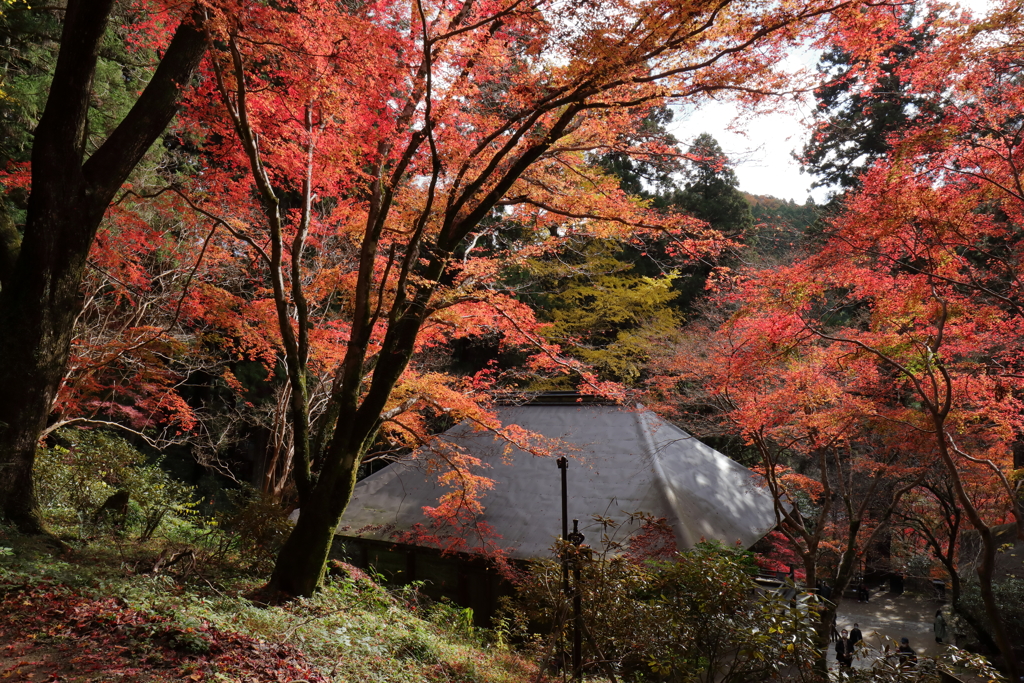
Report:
568,518,585,681
558,456,568,595
557,456,585,682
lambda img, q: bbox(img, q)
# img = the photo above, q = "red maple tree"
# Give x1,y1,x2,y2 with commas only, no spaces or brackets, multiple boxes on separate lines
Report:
178,0,874,598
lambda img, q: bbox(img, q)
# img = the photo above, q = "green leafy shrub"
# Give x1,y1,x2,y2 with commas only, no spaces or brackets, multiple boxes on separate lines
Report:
836,640,1004,683
34,429,198,540
214,485,292,573
956,576,1024,658
505,529,819,683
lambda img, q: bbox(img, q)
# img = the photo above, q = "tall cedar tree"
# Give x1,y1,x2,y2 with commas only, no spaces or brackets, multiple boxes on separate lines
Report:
800,10,938,194
670,133,753,235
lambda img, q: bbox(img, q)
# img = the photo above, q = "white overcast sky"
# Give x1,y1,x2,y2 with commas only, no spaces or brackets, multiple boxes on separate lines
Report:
669,0,992,204
670,91,823,204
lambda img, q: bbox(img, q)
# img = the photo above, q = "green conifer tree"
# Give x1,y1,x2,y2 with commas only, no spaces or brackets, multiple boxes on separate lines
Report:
666,133,753,235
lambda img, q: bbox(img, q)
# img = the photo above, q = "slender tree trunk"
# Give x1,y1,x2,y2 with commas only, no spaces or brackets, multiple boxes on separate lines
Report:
0,1,206,532
934,428,1021,681
812,530,860,678
948,567,961,605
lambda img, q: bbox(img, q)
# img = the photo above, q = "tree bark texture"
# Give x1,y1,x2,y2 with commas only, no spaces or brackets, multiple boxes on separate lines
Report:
267,444,364,596
0,0,206,532
933,424,1022,681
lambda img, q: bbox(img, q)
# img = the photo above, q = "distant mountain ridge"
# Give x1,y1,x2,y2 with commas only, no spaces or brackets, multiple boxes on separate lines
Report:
742,192,818,232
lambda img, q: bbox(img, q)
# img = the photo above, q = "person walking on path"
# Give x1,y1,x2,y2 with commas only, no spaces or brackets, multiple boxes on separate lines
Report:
934,610,947,644
857,581,870,603
836,629,853,670
850,623,863,648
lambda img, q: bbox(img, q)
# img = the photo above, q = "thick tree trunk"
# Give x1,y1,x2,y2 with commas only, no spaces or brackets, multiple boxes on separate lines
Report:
266,441,363,597
0,202,105,531
0,0,206,532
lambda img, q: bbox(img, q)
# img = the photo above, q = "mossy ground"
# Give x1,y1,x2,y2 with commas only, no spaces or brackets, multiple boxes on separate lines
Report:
0,525,544,683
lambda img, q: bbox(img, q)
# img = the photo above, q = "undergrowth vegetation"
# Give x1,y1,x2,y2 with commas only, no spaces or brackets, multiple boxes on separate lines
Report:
0,429,538,682
0,525,538,683
35,429,200,541
506,538,820,682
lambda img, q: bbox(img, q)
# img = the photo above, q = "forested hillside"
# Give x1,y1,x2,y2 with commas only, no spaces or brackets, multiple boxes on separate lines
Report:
2,0,1024,680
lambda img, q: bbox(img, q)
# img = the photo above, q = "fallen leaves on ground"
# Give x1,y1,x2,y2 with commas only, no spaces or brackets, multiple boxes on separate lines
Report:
0,581,329,682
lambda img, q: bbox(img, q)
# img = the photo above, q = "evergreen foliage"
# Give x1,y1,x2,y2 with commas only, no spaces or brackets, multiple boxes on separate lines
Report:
0,2,61,169
596,106,683,199
800,14,937,194
665,133,754,236
528,239,681,384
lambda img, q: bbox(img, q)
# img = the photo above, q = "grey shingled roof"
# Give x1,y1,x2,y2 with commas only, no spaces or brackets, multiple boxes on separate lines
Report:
335,404,779,559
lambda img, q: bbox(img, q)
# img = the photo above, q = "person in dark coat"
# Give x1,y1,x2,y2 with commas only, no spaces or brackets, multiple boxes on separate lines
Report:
850,623,863,648
836,629,853,669
897,637,917,667
857,581,870,603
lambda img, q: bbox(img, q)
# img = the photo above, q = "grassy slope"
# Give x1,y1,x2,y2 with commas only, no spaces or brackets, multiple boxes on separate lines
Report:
0,527,541,683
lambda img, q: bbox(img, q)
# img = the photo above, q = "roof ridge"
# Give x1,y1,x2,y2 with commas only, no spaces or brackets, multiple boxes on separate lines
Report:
634,410,691,548
494,390,620,406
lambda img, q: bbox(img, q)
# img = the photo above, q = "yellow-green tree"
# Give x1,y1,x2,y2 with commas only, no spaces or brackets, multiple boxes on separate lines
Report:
529,239,682,385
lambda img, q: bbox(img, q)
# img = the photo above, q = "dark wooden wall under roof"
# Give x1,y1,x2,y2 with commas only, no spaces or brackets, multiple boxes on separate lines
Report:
330,536,511,627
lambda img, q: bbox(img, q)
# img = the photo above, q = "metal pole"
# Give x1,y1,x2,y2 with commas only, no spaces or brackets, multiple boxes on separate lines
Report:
557,457,568,542
558,456,569,595
573,563,582,680
557,456,569,679
568,518,585,681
